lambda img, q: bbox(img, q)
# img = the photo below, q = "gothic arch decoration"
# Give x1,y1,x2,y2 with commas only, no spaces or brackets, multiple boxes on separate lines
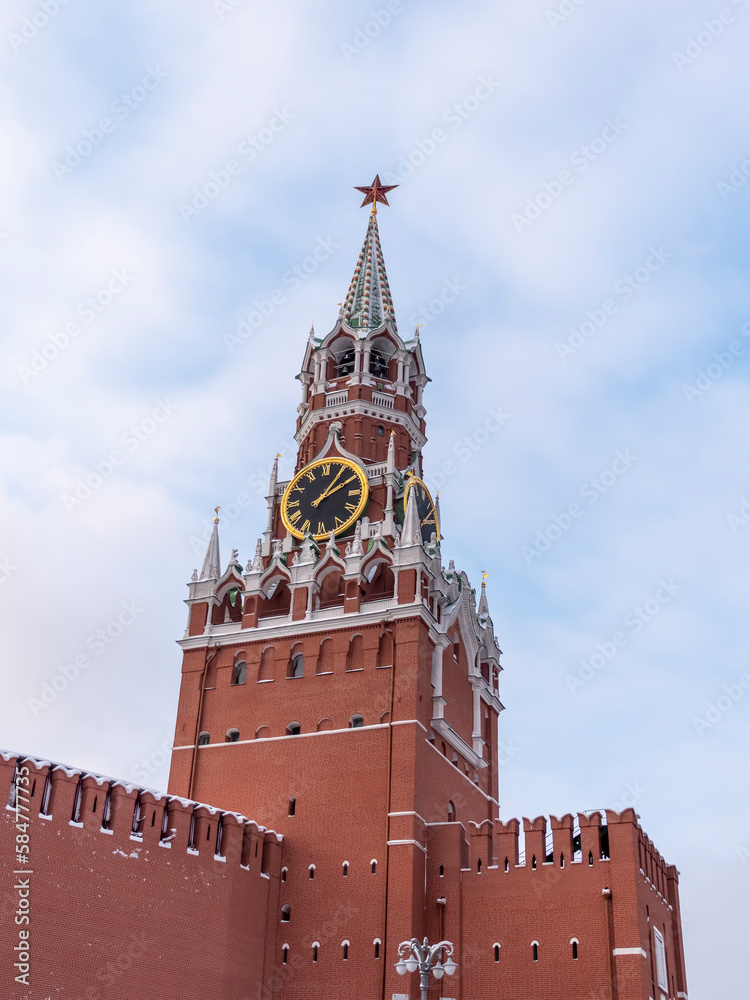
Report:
360,546,395,603
211,572,245,625
257,565,292,620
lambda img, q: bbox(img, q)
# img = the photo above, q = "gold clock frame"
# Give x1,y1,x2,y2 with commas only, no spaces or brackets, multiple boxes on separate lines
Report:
403,474,441,541
280,457,369,541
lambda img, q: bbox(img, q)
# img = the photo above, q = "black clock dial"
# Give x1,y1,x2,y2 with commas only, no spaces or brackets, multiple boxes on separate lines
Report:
281,458,369,541
404,476,440,543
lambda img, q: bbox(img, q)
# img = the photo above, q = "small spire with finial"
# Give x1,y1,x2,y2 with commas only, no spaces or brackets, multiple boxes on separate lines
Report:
214,506,220,523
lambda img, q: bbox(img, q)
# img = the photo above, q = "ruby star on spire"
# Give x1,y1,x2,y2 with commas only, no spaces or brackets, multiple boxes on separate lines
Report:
354,175,398,210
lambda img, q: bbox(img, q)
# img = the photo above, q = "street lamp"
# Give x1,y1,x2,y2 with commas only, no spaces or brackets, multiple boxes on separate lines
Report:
395,937,457,1000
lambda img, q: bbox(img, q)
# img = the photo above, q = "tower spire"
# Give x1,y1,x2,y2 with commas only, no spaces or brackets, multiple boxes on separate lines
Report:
199,507,221,581
343,176,398,333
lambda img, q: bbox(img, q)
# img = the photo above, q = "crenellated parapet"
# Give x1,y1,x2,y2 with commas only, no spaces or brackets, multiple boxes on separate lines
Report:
1,749,282,873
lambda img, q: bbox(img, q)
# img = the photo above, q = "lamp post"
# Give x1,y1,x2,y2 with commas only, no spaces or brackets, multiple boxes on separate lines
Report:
395,937,457,1000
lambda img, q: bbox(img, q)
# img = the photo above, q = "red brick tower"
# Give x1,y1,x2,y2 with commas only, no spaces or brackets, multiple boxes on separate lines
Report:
168,180,504,998
167,182,688,1000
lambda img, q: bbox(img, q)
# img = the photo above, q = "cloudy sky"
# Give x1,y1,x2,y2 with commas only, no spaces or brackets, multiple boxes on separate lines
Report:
2,0,749,994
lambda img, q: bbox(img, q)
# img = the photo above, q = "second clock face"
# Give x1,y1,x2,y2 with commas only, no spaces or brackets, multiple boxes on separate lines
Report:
280,458,369,541
404,475,440,543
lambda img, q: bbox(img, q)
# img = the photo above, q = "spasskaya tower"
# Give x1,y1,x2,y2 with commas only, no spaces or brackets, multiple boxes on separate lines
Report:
0,180,688,1000
165,181,687,1000
168,177,504,999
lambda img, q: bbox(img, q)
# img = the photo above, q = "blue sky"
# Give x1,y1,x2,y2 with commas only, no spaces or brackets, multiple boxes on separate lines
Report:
1,1,749,994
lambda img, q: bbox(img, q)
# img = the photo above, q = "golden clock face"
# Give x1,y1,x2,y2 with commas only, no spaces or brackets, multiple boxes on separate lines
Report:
404,475,440,543
280,458,369,541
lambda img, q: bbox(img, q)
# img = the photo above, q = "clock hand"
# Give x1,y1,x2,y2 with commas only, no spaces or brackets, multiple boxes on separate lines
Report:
316,474,358,503
311,467,346,508
420,515,435,526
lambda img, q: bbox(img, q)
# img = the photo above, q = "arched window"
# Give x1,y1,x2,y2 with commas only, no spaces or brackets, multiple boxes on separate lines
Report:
312,942,319,963
290,652,304,678
288,796,296,817
318,571,345,610
532,855,537,870
317,637,334,674
281,905,291,922
439,865,444,877
376,424,385,435
374,939,381,959
448,800,456,822
571,939,579,960
345,634,363,671
309,865,315,879
441,742,447,756
376,629,394,667
337,348,355,377
504,857,509,872
350,715,364,728
282,945,289,965
225,729,240,742
560,852,565,868
473,771,480,785
494,944,501,963
342,941,349,961
342,861,349,877
258,646,275,681
532,942,539,962
452,633,460,659
588,851,594,866
198,732,210,746
369,349,388,378
371,859,377,874
231,659,247,685
287,723,301,736
452,752,459,767
281,867,288,882
255,725,270,739
477,858,482,873
317,718,333,732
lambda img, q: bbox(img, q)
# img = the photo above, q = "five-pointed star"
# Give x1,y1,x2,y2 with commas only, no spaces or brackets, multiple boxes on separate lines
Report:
354,175,399,208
